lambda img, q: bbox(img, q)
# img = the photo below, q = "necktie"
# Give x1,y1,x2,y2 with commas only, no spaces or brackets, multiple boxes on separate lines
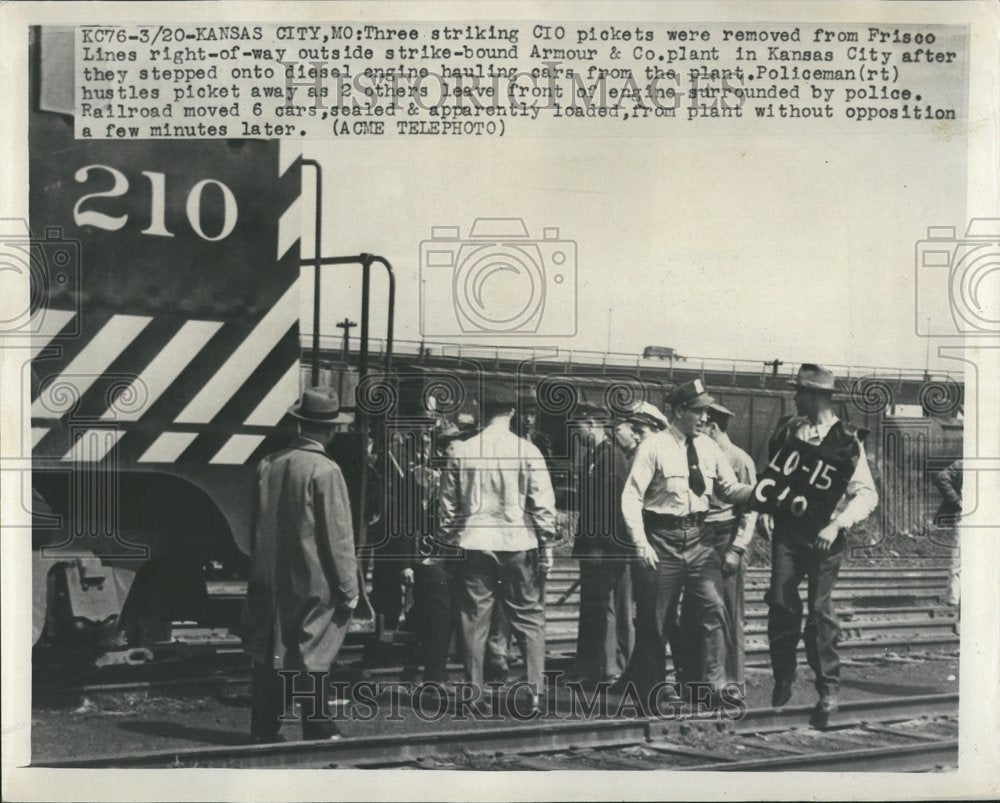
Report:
686,436,706,497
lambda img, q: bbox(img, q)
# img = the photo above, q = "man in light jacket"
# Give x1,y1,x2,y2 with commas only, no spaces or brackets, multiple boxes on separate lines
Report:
439,383,557,707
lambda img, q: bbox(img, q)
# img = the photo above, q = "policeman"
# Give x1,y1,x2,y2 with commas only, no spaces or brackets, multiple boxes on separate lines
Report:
762,364,878,718
626,401,669,443
621,380,754,708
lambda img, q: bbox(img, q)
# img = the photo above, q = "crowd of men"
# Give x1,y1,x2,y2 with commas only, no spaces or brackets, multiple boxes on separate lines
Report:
242,364,879,742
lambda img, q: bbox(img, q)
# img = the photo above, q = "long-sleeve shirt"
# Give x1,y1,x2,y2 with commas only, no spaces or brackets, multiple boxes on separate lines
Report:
438,421,557,551
707,436,758,551
622,424,754,544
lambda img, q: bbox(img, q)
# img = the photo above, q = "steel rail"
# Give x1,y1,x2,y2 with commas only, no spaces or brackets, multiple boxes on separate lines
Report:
35,633,959,702
680,740,958,772
32,693,958,769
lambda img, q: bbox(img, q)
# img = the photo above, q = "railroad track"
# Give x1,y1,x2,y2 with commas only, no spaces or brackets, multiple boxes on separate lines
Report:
35,563,959,702
36,635,959,704
33,692,959,770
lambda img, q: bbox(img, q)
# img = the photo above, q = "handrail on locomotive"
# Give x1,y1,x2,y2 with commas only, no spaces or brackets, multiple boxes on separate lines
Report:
298,159,397,635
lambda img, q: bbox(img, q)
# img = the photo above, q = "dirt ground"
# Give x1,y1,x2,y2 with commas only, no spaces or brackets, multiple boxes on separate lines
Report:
30,652,959,763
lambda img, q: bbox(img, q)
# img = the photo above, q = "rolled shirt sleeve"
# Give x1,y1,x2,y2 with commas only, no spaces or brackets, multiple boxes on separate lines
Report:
711,446,754,506
730,455,758,553
834,443,878,529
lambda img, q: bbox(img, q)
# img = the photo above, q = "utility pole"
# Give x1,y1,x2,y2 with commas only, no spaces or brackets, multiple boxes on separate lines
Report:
606,306,613,353
336,318,357,364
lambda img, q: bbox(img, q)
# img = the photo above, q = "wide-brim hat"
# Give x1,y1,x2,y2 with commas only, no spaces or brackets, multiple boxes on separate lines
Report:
787,363,838,393
666,379,714,410
288,386,342,422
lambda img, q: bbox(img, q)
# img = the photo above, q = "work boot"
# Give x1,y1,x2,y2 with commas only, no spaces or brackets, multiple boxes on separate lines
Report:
484,660,509,685
771,674,796,707
815,690,839,714
810,691,839,728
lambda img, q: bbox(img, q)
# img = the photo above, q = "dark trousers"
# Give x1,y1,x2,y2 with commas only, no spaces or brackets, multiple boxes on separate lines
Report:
676,519,744,686
455,549,546,692
576,557,633,681
250,659,288,741
629,518,727,696
410,562,453,682
766,530,844,695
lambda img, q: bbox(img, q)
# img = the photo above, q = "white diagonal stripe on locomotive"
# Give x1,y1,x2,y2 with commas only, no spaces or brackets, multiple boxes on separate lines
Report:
100,314,293,466
174,283,298,425
176,323,300,463
207,361,301,464
31,315,192,460
98,319,225,422
30,77,303,466
31,314,153,419
138,432,200,464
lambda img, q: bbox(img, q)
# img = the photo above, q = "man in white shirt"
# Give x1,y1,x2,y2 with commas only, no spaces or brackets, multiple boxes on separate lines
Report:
621,380,755,707
763,365,878,717
439,383,557,702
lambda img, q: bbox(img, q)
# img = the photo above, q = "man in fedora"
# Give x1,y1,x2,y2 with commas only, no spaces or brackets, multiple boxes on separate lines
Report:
763,364,878,718
438,382,557,707
241,386,358,742
621,380,755,710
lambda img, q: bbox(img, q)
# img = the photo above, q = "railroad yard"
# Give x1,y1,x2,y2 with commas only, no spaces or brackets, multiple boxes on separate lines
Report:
32,558,960,771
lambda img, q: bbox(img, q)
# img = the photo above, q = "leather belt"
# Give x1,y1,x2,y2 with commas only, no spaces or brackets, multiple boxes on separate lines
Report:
642,510,707,529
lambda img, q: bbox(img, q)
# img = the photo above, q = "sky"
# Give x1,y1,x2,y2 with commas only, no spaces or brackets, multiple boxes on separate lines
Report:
300,126,967,376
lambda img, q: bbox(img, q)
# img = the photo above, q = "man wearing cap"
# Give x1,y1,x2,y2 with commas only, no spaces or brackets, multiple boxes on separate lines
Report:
438,383,558,704
626,401,670,443
241,386,358,742
399,421,464,685
621,379,755,708
572,402,634,685
694,402,758,690
762,365,878,717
